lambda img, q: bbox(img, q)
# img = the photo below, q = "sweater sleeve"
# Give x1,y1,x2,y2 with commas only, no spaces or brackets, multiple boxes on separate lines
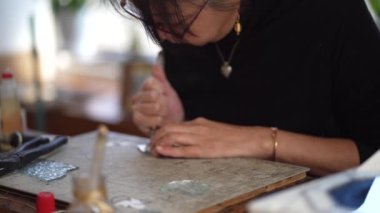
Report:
334,0,380,162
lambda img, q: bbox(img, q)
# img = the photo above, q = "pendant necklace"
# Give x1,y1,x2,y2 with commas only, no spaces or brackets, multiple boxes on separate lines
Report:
215,38,240,78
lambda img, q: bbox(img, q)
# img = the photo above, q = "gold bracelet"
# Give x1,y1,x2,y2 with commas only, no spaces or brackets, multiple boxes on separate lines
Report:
270,127,278,161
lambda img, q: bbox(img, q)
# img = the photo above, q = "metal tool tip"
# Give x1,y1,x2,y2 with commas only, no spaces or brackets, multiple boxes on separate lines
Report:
98,124,108,136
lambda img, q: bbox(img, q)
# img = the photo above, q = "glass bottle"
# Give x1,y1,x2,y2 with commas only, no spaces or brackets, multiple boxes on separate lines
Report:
66,172,114,213
0,68,23,151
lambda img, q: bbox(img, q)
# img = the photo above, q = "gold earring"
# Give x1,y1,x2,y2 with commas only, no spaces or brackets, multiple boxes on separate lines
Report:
234,14,242,36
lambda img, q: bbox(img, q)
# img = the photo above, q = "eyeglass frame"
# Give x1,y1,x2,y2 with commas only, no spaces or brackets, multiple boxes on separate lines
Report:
120,0,209,41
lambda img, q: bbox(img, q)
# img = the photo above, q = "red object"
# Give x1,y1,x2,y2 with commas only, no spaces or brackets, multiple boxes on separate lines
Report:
1,72,13,79
36,191,56,213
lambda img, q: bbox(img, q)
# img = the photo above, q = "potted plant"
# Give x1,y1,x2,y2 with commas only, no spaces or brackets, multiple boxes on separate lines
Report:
53,0,86,12
369,0,380,27
53,0,88,54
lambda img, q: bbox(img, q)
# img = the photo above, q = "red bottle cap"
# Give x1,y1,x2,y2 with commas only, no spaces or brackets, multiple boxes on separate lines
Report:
1,72,13,79
36,191,56,213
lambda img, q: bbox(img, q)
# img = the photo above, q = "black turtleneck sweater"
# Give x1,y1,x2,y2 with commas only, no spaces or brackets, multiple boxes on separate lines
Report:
161,0,380,162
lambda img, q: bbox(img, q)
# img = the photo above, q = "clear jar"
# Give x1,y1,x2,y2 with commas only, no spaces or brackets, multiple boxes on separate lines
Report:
0,68,23,151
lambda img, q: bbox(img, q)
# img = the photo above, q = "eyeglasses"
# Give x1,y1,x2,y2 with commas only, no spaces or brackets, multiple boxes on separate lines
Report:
157,0,209,41
120,0,209,42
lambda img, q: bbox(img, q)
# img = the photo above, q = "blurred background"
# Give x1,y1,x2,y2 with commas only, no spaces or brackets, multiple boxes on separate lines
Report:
0,0,160,136
0,0,379,136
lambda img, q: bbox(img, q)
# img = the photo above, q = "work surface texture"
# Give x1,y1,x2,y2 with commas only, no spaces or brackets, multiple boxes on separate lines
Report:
0,132,308,213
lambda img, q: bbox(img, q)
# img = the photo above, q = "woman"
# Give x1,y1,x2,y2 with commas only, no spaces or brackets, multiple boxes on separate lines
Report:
111,0,380,176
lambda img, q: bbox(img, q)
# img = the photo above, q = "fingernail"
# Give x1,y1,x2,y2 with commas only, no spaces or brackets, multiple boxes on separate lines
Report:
146,77,155,84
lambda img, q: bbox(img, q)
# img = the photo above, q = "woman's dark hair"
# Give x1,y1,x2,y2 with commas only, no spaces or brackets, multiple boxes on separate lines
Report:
106,0,241,44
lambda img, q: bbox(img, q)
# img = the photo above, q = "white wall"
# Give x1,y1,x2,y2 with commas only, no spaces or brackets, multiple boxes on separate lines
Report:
0,0,36,54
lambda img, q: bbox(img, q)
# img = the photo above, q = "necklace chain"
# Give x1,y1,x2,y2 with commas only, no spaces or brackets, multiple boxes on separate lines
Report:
215,39,240,78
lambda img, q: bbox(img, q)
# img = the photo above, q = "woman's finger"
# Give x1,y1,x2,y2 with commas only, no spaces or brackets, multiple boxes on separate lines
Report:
141,76,164,94
132,89,162,104
151,64,168,84
151,122,199,145
155,145,203,158
133,111,163,132
133,101,165,116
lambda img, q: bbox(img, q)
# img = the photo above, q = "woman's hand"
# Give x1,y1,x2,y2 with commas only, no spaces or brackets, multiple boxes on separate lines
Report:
131,64,184,135
150,117,274,159
150,117,360,176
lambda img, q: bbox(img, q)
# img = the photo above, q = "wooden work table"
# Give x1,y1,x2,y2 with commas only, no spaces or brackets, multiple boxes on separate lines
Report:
0,131,309,212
